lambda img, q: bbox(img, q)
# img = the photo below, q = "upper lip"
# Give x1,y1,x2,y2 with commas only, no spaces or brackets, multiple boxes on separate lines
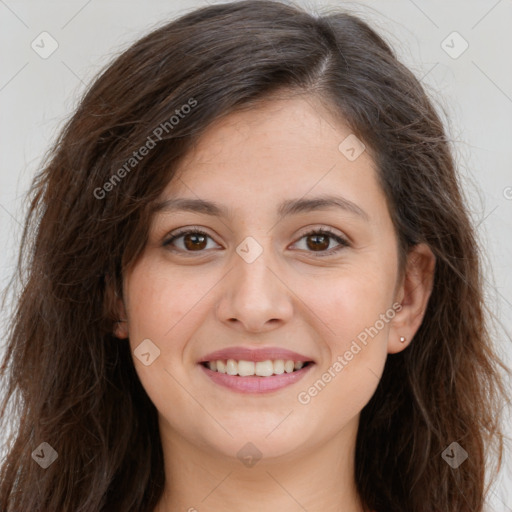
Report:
198,346,315,363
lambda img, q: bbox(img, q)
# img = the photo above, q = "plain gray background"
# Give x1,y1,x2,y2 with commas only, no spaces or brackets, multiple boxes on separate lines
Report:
1,0,511,509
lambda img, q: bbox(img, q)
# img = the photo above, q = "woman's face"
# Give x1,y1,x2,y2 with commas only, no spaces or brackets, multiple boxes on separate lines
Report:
115,94,431,462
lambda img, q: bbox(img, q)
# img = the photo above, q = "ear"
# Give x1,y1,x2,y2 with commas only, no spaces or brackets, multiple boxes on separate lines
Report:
113,302,129,339
104,273,129,339
388,243,436,354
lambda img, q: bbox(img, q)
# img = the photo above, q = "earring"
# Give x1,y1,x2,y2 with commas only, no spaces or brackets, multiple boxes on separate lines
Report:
399,336,406,343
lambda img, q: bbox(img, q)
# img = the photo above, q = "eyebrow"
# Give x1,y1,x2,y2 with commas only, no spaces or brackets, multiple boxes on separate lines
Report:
152,194,369,222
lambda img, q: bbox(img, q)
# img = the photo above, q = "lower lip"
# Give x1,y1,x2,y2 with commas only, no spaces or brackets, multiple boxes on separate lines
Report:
199,363,314,393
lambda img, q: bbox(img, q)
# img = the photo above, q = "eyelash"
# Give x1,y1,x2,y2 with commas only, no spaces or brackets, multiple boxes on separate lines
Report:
162,226,350,257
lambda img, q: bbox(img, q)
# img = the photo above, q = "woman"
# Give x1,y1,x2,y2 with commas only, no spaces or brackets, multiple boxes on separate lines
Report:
0,1,508,511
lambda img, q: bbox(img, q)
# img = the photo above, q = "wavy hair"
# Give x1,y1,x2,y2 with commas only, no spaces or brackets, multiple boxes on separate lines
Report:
0,1,508,510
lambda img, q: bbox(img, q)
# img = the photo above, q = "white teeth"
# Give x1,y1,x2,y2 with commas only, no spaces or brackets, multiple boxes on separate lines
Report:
216,360,226,374
255,360,274,377
238,360,255,376
204,359,310,376
226,359,238,375
284,360,294,373
273,359,284,374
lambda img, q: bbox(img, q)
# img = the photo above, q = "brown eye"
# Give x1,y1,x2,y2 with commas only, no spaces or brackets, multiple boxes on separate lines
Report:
163,229,219,253
305,233,330,251
293,228,349,256
183,232,207,251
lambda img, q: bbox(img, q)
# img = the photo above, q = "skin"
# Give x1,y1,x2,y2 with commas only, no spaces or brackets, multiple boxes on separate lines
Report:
114,92,435,512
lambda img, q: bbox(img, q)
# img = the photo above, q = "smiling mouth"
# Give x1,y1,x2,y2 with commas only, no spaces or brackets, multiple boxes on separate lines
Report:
200,359,314,377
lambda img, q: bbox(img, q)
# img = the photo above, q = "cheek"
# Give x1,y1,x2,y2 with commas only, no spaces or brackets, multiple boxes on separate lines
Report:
298,354,384,437
295,263,395,421
123,263,209,433
300,265,396,344
297,275,392,426
125,261,208,342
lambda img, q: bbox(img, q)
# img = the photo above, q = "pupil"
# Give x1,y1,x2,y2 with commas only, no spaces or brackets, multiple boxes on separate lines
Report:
185,233,207,250
307,234,328,251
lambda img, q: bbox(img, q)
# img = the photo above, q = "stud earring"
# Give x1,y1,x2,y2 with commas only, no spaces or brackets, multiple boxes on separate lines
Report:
399,336,406,343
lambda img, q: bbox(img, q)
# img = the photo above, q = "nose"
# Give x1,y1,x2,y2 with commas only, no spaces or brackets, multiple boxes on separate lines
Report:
215,241,293,334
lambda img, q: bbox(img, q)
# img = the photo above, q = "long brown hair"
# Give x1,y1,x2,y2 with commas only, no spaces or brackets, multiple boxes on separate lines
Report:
0,1,508,510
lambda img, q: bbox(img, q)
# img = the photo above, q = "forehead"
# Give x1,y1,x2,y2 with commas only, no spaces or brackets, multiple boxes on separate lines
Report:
156,95,386,223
